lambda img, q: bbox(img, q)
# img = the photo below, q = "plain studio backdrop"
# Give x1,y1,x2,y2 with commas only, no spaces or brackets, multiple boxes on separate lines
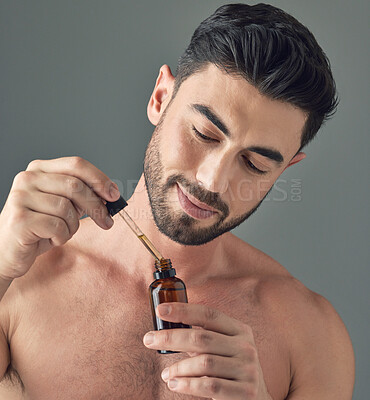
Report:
0,1,368,398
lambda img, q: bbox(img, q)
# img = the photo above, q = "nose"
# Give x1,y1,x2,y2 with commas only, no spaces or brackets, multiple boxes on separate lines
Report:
195,153,233,194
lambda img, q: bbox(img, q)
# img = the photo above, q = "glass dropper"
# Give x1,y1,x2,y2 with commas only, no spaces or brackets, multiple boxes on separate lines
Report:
105,196,164,262
117,209,163,262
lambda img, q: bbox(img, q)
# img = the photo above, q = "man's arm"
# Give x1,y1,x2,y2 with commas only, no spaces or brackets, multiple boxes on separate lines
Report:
0,157,120,383
287,293,355,399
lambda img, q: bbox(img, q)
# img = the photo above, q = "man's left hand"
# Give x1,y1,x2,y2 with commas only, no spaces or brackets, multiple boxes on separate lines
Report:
143,302,272,399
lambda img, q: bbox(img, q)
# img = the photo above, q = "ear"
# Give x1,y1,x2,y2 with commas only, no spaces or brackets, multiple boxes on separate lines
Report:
147,64,175,126
282,151,306,171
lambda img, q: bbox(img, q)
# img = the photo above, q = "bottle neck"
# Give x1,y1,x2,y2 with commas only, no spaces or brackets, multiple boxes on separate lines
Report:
153,258,176,279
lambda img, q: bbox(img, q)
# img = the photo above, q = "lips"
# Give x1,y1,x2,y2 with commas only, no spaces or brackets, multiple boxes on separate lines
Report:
176,183,218,220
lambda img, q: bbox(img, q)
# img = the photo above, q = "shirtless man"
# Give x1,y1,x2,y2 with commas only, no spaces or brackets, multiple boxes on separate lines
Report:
0,3,355,400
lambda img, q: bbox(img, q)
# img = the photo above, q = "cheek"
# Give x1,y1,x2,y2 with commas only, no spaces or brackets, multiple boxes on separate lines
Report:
229,177,274,209
161,124,200,172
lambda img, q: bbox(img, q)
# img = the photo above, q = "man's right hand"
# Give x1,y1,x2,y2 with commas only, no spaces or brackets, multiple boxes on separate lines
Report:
0,156,120,282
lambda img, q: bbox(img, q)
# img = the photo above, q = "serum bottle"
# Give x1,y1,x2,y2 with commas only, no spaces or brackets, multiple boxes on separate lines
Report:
149,258,191,354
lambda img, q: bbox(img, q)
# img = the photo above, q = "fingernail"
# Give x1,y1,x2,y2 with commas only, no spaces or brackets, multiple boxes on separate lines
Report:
158,304,170,315
109,183,120,199
161,368,169,381
168,379,178,389
105,216,114,228
144,333,154,345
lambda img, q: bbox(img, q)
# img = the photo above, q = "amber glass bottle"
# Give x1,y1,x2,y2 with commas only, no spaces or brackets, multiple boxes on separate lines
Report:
149,258,191,354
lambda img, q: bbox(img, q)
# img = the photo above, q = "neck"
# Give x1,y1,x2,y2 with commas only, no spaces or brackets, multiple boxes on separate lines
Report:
113,174,228,286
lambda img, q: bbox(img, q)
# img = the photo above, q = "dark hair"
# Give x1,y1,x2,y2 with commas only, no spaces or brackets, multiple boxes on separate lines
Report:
173,3,338,154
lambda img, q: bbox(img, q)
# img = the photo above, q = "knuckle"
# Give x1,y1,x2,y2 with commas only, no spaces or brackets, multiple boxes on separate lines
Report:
161,330,172,345
204,307,219,322
200,354,214,370
245,345,258,362
9,206,28,226
12,172,23,186
8,190,26,207
65,177,84,195
243,323,253,336
13,171,34,187
178,302,187,317
243,364,259,383
205,378,221,395
26,159,40,171
238,340,258,361
68,156,85,169
190,330,211,347
171,362,180,376
56,197,70,214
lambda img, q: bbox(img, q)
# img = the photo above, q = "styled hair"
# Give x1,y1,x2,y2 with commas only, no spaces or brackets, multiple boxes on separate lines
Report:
173,3,339,154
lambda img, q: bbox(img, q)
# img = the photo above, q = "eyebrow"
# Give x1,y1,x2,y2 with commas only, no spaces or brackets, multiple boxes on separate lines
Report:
189,103,285,165
247,146,284,165
191,103,230,137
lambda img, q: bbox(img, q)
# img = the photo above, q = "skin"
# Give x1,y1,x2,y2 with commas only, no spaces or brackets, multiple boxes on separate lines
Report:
0,64,355,399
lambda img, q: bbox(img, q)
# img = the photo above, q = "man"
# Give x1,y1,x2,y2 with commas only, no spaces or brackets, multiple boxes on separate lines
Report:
0,3,355,399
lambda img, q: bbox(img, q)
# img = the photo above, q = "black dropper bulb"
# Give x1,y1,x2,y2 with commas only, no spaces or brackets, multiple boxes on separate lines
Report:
106,195,128,216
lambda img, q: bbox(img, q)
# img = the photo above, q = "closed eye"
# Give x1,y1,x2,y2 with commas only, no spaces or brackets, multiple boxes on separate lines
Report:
193,126,268,175
242,156,268,175
192,126,218,142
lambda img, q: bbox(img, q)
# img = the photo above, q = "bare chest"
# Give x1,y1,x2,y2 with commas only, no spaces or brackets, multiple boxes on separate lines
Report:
9,279,290,400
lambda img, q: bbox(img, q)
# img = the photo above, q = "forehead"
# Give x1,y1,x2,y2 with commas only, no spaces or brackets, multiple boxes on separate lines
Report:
174,64,307,158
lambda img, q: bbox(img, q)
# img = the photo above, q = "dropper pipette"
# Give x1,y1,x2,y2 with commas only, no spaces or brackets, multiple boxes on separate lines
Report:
105,196,164,262
117,209,163,262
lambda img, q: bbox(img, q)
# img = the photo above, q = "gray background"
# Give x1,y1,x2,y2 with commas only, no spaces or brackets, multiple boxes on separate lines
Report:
0,0,368,398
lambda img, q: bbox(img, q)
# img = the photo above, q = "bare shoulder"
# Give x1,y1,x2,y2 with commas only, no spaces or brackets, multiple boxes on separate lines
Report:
225,234,355,398
268,280,355,399
256,266,355,399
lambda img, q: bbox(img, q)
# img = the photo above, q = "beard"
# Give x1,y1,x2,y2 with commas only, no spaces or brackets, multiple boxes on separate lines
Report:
143,112,272,246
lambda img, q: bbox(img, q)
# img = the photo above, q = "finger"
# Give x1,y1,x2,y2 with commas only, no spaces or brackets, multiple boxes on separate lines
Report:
162,354,249,382
165,376,254,399
143,328,238,356
19,210,72,247
26,157,120,202
21,191,80,236
20,171,114,229
156,302,243,336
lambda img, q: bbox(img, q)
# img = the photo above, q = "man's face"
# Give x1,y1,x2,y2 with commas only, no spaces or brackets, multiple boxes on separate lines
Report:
144,64,306,245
